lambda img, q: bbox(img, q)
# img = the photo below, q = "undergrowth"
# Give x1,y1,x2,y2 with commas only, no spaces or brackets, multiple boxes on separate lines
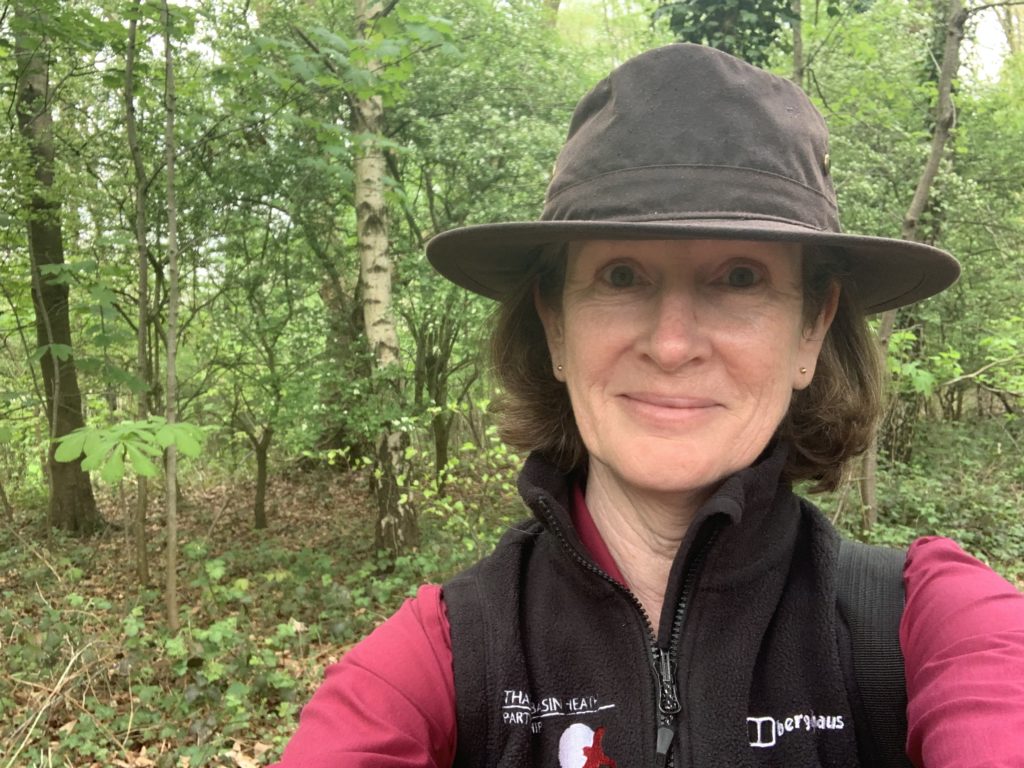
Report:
0,434,522,768
827,418,1024,582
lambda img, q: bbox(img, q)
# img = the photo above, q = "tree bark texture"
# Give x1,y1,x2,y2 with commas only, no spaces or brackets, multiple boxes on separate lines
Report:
860,0,967,523
354,0,418,556
14,3,101,535
252,428,272,530
125,4,151,583
0,478,13,519
354,105,399,364
162,0,181,632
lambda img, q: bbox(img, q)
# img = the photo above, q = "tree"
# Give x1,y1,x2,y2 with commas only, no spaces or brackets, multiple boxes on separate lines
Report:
384,0,594,482
791,0,804,85
860,0,968,524
233,2,373,465
655,0,797,66
162,0,182,631
353,0,418,556
207,205,325,529
124,0,152,581
13,1,102,534
999,4,1023,51
401,282,486,481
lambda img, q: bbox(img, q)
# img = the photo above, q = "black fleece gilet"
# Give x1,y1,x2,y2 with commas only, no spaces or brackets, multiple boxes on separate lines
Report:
444,444,865,768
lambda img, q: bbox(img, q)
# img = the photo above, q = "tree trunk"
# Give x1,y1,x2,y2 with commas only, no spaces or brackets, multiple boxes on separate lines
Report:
308,234,371,464
162,0,181,632
791,0,804,87
998,4,1022,54
0,478,13,520
544,0,561,26
860,0,967,523
354,0,418,557
859,441,878,529
14,3,101,535
253,428,272,530
125,3,151,584
900,0,966,245
433,411,452,482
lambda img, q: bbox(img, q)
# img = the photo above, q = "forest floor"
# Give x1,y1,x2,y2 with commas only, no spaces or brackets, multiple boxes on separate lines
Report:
0,466,501,768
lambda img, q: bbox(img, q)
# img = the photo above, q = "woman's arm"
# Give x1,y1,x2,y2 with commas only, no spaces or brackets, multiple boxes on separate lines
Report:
272,584,456,768
901,536,1024,767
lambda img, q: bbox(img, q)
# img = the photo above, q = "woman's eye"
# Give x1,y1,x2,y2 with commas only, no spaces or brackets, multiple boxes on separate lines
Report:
725,265,761,288
602,264,638,288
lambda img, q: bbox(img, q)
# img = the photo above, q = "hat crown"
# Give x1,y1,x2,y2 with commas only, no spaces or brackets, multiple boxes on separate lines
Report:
544,44,838,231
425,43,960,313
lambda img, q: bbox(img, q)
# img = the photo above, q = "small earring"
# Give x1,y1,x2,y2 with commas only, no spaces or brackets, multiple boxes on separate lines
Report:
556,364,564,372
799,366,808,374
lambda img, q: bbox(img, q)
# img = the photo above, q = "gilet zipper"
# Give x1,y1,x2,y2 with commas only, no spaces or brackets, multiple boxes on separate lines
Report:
535,497,721,768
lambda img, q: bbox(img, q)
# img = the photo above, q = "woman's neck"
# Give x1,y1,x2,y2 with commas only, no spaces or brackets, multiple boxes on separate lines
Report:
584,462,708,627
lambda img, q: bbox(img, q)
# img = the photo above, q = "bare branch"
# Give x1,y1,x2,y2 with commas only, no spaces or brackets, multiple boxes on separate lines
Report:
941,355,1023,388
966,0,1024,15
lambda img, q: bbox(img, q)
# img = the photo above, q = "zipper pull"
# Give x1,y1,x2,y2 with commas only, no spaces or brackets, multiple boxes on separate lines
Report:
652,647,680,767
655,725,674,768
652,646,681,714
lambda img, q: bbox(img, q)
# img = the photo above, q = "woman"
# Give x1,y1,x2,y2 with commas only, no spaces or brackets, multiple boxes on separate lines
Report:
275,44,1024,767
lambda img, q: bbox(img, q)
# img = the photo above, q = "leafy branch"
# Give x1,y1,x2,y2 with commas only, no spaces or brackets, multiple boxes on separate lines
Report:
53,417,203,484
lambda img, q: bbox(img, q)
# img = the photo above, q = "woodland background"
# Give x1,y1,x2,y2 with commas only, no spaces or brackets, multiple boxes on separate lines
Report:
1,0,1023,765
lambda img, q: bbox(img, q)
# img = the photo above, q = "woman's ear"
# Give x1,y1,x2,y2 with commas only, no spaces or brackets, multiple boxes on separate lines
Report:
813,280,841,337
794,281,840,390
534,283,566,381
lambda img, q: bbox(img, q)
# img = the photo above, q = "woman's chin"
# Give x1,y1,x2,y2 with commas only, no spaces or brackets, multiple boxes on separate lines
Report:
591,447,743,504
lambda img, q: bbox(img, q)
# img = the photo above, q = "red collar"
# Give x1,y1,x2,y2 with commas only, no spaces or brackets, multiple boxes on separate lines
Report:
570,480,628,585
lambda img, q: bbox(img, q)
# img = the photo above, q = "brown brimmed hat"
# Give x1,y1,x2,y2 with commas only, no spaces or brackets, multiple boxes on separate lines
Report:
426,43,959,314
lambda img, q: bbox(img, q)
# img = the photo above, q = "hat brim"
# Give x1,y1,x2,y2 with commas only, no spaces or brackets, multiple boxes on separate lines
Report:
426,219,960,314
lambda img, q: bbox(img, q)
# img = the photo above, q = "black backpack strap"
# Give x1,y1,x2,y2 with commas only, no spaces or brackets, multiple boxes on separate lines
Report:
836,538,913,768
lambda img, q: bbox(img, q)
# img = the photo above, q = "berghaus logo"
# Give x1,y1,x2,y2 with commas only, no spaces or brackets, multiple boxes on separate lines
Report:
747,713,846,748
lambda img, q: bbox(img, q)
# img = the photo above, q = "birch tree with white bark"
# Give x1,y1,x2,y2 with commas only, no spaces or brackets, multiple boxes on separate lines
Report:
354,0,418,556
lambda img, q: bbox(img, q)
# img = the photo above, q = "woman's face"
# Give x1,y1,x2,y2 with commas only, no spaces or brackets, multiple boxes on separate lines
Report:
537,239,837,502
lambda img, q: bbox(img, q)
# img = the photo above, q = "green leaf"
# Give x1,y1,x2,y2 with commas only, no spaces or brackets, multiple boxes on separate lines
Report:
205,559,226,582
88,285,119,305
164,635,187,658
83,429,103,459
101,448,125,484
125,444,158,477
33,343,73,362
174,428,202,458
133,439,163,457
81,448,106,472
54,431,87,462
154,425,176,449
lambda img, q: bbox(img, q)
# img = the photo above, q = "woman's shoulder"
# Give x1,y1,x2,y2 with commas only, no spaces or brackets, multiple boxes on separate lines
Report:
903,535,1023,622
902,533,1024,663
901,536,1024,768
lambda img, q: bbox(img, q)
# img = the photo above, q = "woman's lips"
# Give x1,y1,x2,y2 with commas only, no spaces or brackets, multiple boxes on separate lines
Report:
617,392,724,428
621,393,720,410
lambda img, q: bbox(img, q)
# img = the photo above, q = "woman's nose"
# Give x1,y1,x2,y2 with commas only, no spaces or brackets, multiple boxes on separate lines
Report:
639,289,710,371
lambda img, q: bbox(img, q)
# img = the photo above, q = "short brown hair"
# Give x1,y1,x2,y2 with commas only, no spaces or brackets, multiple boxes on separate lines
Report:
489,245,882,492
